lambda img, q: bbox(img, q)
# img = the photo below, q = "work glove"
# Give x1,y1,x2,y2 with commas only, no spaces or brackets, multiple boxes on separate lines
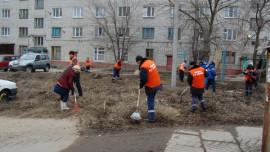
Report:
138,85,141,89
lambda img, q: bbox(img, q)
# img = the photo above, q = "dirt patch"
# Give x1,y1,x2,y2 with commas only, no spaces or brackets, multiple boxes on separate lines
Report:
0,71,264,135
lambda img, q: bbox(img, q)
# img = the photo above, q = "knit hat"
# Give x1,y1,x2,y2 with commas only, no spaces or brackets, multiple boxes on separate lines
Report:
69,51,75,55
73,65,81,71
135,55,143,62
189,61,196,65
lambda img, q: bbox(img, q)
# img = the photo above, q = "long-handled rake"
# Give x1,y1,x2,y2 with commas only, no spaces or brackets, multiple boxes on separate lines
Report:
71,92,82,113
130,88,141,120
179,87,189,99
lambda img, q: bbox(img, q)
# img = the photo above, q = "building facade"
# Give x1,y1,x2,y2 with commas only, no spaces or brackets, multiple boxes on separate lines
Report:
0,0,269,71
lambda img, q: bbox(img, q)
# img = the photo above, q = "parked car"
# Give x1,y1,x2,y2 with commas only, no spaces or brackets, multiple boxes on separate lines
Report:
0,54,19,72
10,53,50,73
0,79,18,102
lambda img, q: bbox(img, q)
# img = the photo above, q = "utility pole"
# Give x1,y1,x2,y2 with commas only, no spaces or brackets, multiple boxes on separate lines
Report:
171,0,179,88
262,46,270,151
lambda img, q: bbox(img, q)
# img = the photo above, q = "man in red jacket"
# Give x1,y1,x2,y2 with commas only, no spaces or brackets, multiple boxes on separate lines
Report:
112,59,123,83
54,65,81,110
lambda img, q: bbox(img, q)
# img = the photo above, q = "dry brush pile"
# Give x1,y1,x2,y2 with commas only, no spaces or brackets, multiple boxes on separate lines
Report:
0,71,264,134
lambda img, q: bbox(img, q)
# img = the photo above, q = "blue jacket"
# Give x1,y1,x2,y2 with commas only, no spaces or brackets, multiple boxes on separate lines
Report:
206,61,216,79
201,62,208,68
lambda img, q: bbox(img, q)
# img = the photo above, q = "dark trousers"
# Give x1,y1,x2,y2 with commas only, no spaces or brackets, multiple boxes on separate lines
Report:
86,66,91,70
179,70,184,82
206,79,216,93
192,94,206,108
54,83,69,102
147,92,157,121
75,73,83,96
245,81,253,96
112,68,120,80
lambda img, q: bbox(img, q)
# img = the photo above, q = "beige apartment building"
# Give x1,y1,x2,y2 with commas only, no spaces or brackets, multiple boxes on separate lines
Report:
1,0,269,72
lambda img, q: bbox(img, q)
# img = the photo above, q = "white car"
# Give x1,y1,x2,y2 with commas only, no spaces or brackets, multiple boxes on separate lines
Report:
0,79,18,102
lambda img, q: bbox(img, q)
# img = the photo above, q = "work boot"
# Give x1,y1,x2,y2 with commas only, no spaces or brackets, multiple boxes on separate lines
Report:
112,79,116,83
202,103,207,110
144,119,155,123
190,106,198,112
61,101,70,110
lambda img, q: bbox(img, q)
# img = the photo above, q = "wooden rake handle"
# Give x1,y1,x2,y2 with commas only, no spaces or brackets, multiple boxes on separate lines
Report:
137,88,140,108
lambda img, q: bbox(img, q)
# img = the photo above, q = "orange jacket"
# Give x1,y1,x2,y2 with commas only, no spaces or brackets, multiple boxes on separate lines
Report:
70,56,80,66
245,68,256,82
189,67,205,89
179,63,186,72
114,60,123,70
140,60,161,88
86,59,91,66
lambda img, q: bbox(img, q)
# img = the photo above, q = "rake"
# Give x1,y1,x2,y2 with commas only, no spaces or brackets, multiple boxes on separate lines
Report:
71,92,82,113
130,88,141,120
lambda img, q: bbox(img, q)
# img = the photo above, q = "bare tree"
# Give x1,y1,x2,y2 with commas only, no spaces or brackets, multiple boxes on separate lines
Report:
169,0,239,61
249,0,270,66
86,0,140,61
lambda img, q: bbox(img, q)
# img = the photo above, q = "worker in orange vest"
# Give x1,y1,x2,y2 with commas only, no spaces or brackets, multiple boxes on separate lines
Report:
187,61,209,112
112,59,123,83
136,55,163,123
85,57,91,73
179,61,187,82
243,64,258,96
69,51,83,97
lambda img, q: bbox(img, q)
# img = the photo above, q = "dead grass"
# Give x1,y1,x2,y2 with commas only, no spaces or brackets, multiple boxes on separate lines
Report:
0,70,264,134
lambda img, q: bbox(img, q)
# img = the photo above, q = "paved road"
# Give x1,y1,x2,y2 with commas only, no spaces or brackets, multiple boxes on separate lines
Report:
0,116,262,152
63,126,262,152
0,117,78,152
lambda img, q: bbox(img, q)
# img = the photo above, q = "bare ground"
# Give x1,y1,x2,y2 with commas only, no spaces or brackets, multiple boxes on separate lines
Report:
0,70,264,135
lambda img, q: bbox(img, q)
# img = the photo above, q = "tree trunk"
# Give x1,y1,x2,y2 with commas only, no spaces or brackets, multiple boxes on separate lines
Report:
253,29,261,67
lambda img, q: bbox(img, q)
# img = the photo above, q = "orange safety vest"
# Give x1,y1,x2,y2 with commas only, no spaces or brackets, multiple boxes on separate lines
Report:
140,60,161,88
245,68,256,82
70,57,80,66
179,63,186,72
114,60,123,70
86,59,91,66
189,67,205,88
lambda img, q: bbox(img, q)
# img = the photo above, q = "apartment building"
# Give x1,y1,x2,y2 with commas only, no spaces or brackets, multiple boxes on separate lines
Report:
0,0,269,71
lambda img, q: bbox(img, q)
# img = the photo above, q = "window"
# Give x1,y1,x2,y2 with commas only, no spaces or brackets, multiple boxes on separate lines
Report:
222,51,235,64
19,45,27,55
53,8,62,18
95,27,105,37
118,27,129,38
195,29,204,40
96,8,106,17
73,27,83,37
35,0,44,9
199,7,210,18
19,9,28,19
19,27,28,37
73,8,83,18
170,6,181,17
2,9,10,18
51,46,61,60
116,48,128,62
2,27,10,36
52,27,61,37
168,28,181,39
143,6,155,17
94,48,105,62
146,49,154,60
119,7,130,17
249,18,262,30
223,29,237,40
224,7,238,18
142,28,155,39
251,0,264,8
34,18,44,28
34,37,43,46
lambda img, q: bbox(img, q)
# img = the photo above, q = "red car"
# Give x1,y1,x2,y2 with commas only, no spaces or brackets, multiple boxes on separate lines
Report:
0,54,19,72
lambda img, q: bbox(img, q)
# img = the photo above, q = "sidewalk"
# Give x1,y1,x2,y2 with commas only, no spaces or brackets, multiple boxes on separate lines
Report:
165,126,262,152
